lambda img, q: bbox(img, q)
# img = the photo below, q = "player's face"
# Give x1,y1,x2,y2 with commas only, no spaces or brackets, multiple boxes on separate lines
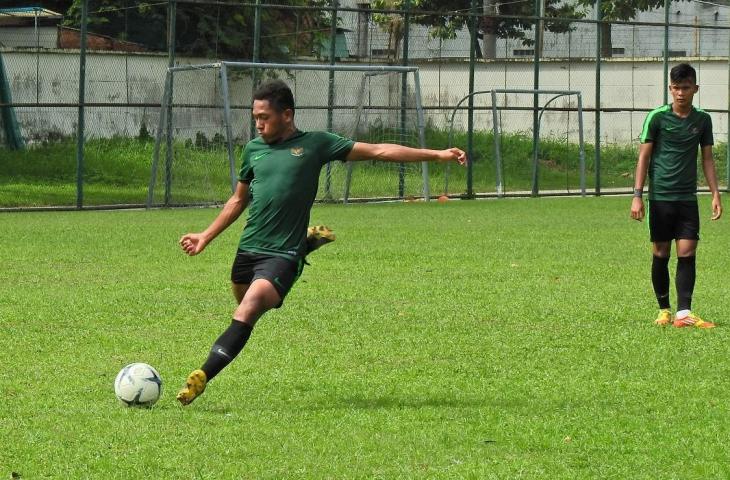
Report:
669,79,698,109
252,99,293,144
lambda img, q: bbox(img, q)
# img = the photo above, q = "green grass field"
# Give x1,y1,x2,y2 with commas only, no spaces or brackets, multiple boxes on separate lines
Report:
6,132,710,208
3,133,727,208
2,196,730,478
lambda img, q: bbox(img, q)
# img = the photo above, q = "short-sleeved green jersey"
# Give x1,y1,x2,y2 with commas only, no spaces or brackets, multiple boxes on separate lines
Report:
237,130,355,261
640,104,713,201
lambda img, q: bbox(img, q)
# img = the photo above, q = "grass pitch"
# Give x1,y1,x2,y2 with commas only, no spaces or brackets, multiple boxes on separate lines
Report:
2,196,730,479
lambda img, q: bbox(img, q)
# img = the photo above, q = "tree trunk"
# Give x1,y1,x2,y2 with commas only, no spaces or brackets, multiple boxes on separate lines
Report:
481,0,497,59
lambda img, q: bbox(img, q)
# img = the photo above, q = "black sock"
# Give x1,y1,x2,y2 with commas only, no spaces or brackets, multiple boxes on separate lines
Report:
201,320,254,381
652,255,671,310
676,256,696,312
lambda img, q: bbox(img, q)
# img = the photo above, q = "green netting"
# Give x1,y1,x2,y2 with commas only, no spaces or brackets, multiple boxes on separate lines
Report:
0,51,25,150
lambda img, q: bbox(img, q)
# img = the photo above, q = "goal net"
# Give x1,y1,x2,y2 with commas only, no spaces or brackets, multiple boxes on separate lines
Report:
147,62,430,207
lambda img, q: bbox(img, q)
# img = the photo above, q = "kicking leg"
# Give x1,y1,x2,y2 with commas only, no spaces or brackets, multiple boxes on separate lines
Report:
305,225,336,257
177,279,281,405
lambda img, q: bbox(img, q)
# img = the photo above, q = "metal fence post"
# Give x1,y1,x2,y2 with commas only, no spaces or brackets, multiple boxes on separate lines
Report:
491,89,503,196
249,0,262,141
531,0,543,196
594,0,601,195
253,0,261,63
76,0,88,209
324,0,339,200
467,0,477,199
164,0,176,206
662,0,670,105
398,0,411,198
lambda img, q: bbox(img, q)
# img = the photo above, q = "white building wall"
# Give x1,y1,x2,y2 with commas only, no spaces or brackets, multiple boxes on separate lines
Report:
1,49,728,145
337,0,730,59
0,26,57,49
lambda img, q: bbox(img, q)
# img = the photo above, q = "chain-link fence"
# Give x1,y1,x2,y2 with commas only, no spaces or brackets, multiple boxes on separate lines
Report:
1,0,729,208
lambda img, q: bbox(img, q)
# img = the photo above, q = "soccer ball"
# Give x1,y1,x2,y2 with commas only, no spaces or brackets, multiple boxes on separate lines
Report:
114,363,162,407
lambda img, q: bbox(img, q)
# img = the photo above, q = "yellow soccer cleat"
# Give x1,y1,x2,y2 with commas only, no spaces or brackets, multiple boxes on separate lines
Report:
654,309,672,326
305,225,336,255
176,369,207,406
673,312,716,329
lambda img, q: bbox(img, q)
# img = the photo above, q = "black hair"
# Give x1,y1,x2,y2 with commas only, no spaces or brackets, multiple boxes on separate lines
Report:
252,79,295,113
669,63,697,85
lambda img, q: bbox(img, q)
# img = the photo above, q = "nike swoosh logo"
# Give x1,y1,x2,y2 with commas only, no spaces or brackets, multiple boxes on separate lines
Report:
215,348,231,359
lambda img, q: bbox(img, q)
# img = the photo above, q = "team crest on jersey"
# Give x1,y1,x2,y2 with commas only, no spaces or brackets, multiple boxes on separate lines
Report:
290,147,304,157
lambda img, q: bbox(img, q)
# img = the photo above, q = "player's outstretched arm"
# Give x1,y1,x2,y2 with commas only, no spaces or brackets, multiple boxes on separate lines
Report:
179,181,250,256
346,142,467,165
700,145,722,220
630,142,652,221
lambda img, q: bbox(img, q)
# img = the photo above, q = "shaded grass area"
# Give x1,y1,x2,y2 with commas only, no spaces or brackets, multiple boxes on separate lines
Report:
7,131,725,208
1,197,730,478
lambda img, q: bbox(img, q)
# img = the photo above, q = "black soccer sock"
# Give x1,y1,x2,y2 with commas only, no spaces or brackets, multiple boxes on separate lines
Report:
676,256,696,312
201,320,254,381
651,255,671,310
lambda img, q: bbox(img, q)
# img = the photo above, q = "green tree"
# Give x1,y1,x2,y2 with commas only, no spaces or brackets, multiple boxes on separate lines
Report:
63,0,331,59
371,0,582,60
576,0,686,57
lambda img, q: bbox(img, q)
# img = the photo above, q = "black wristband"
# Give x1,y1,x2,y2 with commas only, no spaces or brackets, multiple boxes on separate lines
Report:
633,189,643,198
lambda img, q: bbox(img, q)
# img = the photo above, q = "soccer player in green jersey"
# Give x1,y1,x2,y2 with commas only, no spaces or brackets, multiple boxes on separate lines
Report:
176,80,466,405
630,63,722,328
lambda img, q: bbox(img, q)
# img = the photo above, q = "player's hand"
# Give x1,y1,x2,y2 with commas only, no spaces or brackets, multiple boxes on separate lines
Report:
630,197,645,221
179,233,208,256
711,195,722,220
439,148,467,165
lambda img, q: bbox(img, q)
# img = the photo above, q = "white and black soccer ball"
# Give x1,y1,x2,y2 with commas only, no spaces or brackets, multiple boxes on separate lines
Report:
114,363,162,407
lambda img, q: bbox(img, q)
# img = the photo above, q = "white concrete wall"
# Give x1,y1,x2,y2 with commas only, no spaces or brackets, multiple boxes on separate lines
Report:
2,49,728,145
0,26,57,49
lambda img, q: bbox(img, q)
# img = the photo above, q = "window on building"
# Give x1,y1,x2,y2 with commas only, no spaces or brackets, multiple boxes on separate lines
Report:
513,49,534,56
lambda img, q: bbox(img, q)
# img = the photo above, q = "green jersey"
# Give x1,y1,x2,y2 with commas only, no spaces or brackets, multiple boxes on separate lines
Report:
237,130,355,260
640,104,713,201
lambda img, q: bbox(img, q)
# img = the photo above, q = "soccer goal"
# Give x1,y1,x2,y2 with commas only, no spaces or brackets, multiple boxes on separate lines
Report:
445,89,586,197
146,62,430,208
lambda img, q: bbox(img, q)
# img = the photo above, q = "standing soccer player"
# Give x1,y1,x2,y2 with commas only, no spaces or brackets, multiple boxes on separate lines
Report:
630,63,722,328
176,79,466,405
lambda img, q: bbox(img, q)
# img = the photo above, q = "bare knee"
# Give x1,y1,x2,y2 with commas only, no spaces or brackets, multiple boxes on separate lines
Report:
232,283,249,304
675,239,698,258
652,242,671,258
233,280,281,325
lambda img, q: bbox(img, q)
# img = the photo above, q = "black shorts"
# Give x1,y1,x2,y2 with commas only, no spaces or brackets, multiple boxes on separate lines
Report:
648,200,700,242
230,250,304,307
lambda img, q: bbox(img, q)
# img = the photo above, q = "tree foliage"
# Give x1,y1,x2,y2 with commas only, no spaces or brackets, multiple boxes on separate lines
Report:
62,0,331,60
371,0,583,59
576,0,677,21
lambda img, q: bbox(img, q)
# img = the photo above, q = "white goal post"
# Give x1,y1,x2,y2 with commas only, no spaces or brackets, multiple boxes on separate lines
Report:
147,62,431,208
